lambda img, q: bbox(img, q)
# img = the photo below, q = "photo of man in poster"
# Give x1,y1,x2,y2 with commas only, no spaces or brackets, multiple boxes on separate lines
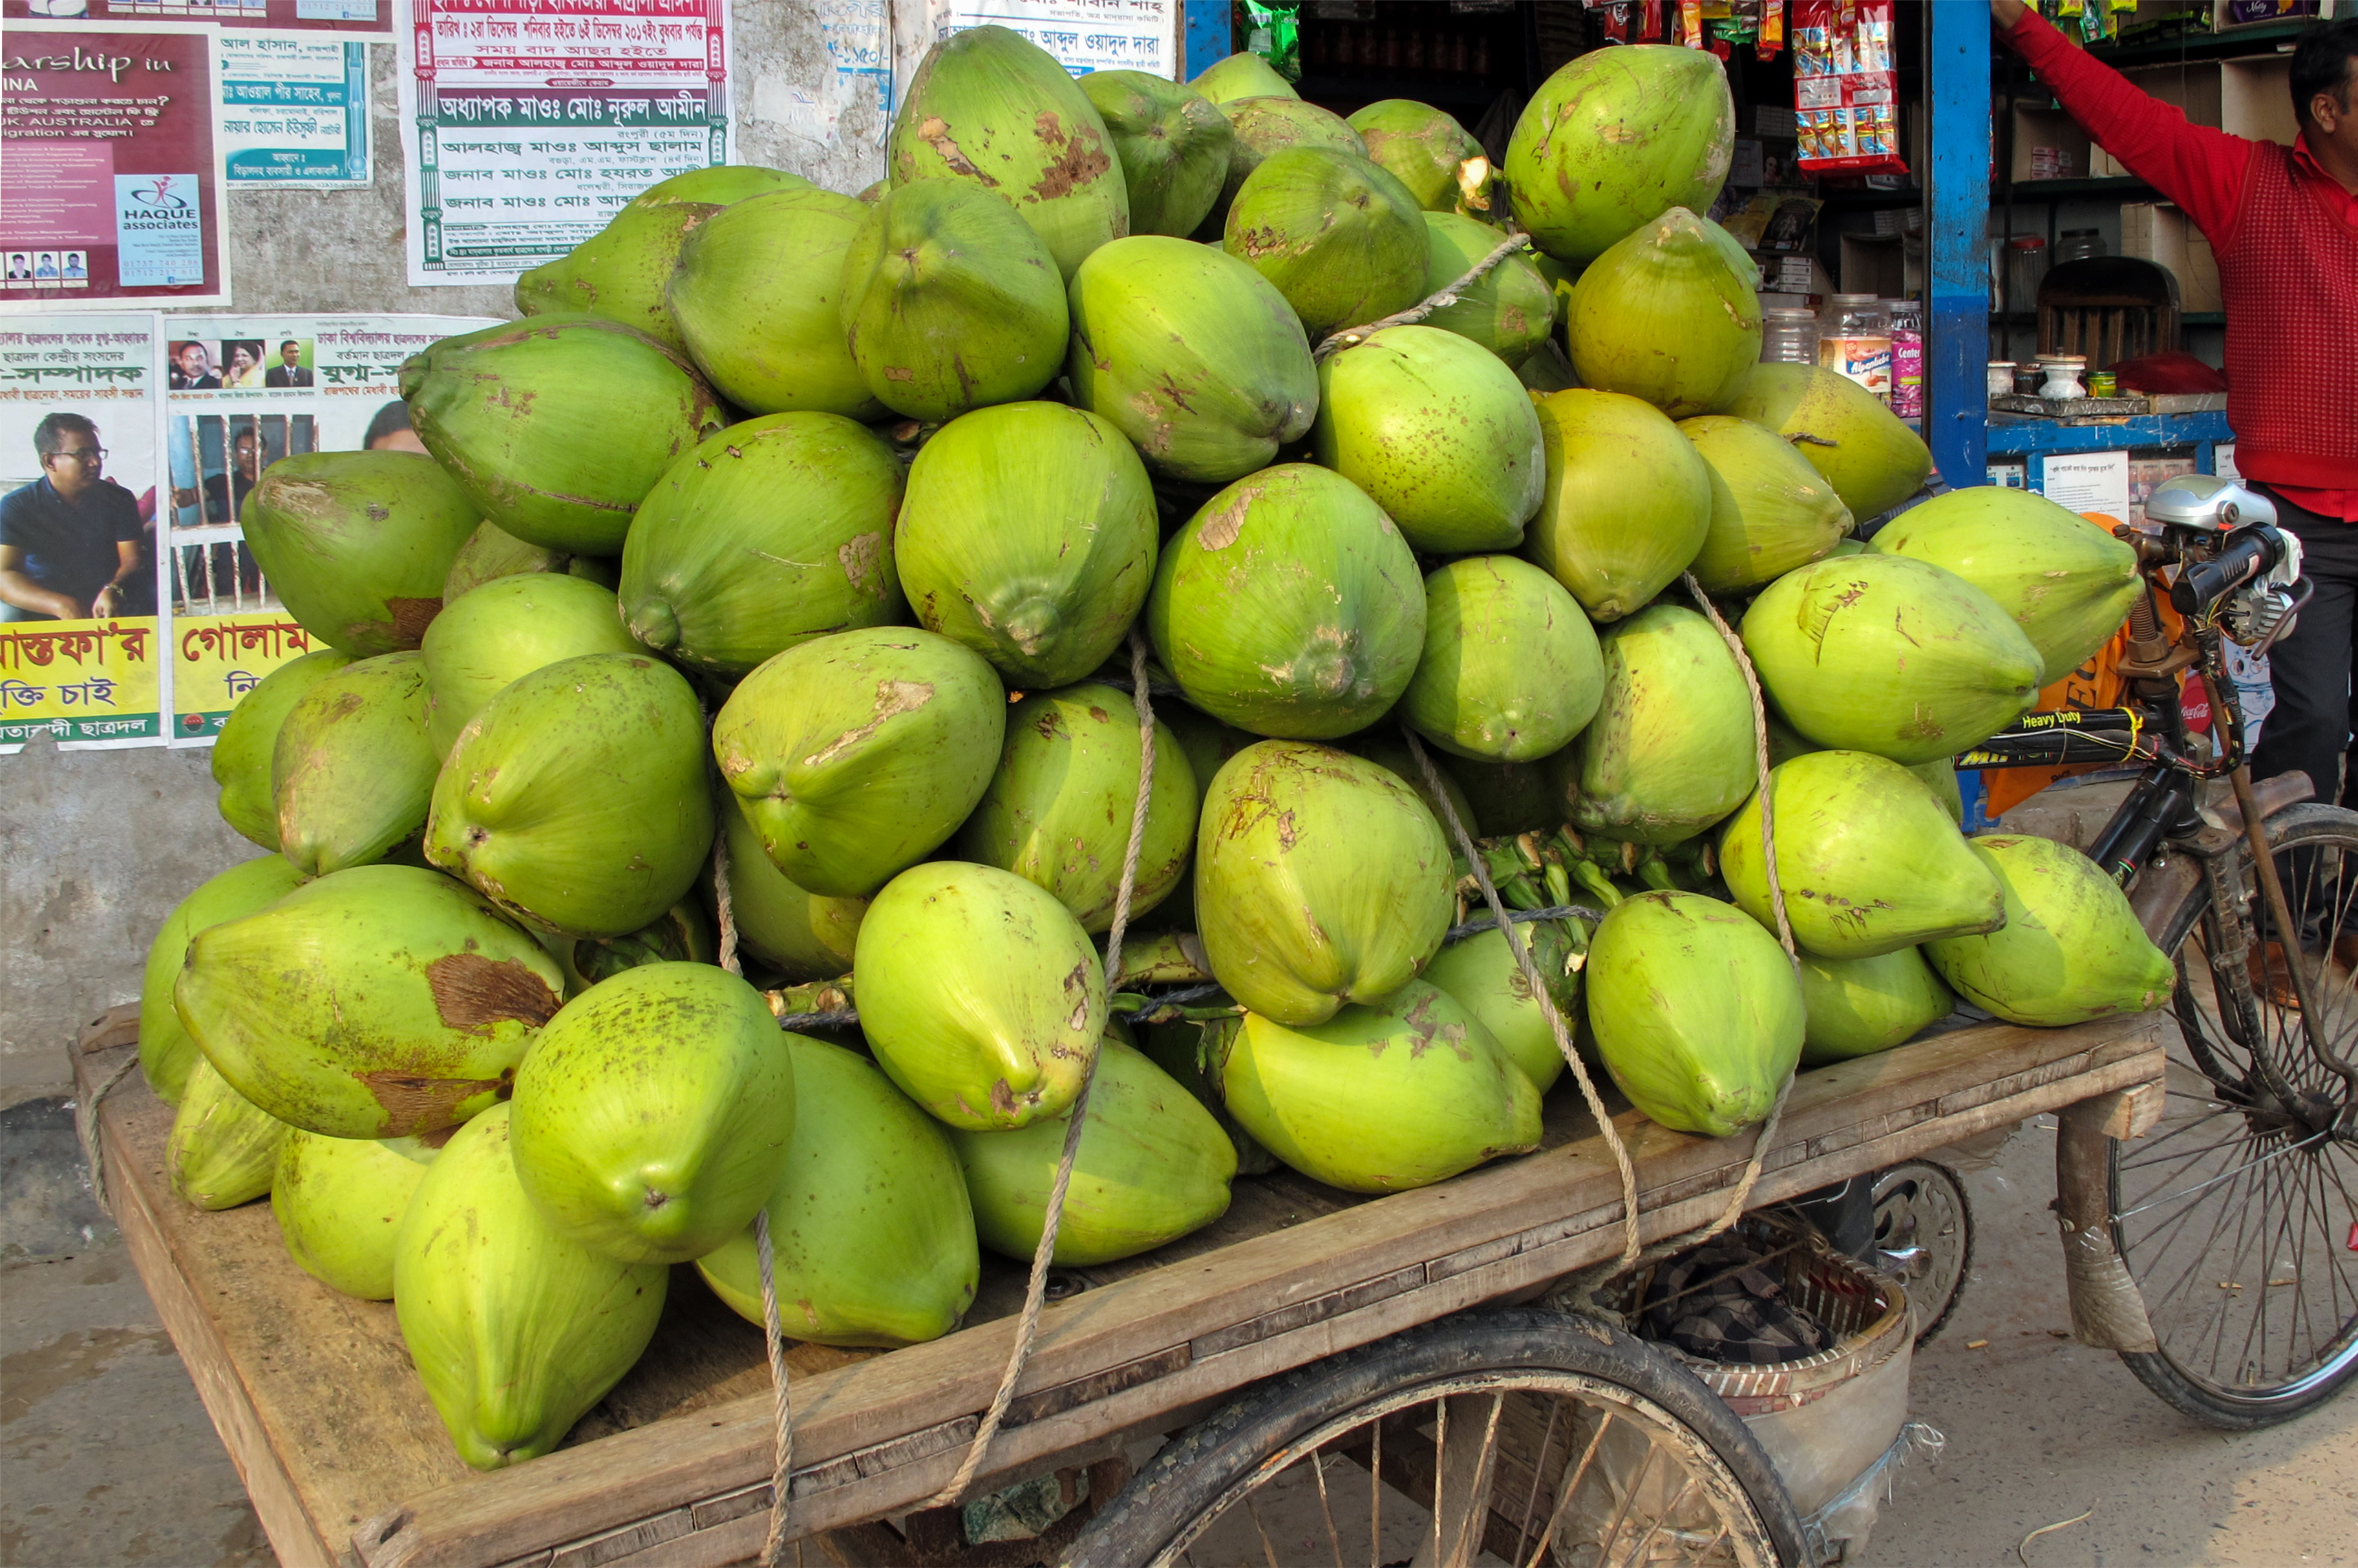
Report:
0,413,145,623
265,339,314,388
63,253,87,279
169,341,221,390
34,255,59,280
175,423,264,523
5,255,28,282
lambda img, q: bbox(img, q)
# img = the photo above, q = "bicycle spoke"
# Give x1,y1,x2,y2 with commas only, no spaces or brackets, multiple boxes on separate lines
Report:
1244,1493,1282,1568
1310,1449,1344,1568
1507,1397,1564,1568
1589,1438,1660,1567
1621,1474,1701,1567
1369,1419,1382,1568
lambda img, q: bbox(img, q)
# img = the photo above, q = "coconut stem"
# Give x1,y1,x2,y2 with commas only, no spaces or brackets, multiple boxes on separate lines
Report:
928,629,1162,1509
1314,228,1535,362
1399,726,1645,1273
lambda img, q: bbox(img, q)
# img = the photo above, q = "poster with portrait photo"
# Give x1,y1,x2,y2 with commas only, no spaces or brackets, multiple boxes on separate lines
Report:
161,312,496,742
0,312,165,751
1,0,391,39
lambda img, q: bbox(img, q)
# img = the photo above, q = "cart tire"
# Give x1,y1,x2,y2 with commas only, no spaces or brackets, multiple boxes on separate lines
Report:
1063,1308,1809,1568
1870,1160,1974,1347
2119,802,2358,1428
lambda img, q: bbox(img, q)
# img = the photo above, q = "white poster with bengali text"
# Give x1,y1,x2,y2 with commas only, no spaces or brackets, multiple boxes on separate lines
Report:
892,0,1182,85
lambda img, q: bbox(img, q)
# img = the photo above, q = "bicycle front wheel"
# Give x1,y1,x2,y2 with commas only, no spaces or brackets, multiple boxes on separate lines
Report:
2120,802,2358,1427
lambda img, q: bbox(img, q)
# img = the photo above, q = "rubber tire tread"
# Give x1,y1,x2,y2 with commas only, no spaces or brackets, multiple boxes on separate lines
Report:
1063,1307,1810,1568
2119,801,2358,1429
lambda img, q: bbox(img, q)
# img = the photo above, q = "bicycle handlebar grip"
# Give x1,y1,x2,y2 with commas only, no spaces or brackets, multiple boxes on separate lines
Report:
2171,535,2271,614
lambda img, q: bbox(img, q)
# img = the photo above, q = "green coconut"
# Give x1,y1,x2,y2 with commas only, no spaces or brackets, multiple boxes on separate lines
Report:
1195,741,1454,1026
140,856,307,1106
241,452,480,657
1310,324,1545,552
167,1056,292,1211
1586,892,1801,1136
887,25,1128,279
838,180,1070,421
1915,758,1966,825
421,572,639,757
667,187,884,419
1189,52,1297,105
402,316,725,555
1719,363,1933,521
1224,147,1427,339
443,520,612,603
897,401,1156,688
1163,703,1259,794
959,684,1198,933
1147,465,1424,739
620,413,905,679
697,1036,977,1347
953,1035,1235,1265
1205,98,1366,233
1869,488,2142,682
1680,415,1854,595
509,964,792,1265
1742,553,2046,766
176,864,563,1138
425,653,712,938
1422,919,1588,1093
1419,212,1553,367
1348,100,1494,217
855,862,1108,1131
1718,750,2005,959
271,1129,438,1299
1523,390,1714,622
1401,556,1604,763
1080,70,1234,238
395,1104,666,1471
1213,980,1541,1192
1505,45,1734,265
716,797,866,982
212,650,354,849
1796,947,1954,1066
1562,604,1755,845
513,199,721,354
272,651,438,876
1065,235,1317,483
630,165,811,209
1926,836,2176,1027
1452,754,1566,836
1564,209,1761,418
712,628,1006,899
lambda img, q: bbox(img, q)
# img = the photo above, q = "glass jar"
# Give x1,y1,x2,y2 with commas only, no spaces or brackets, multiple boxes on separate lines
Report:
2015,363,2048,397
1817,293,1894,402
2005,235,2049,315
1885,298,1924,419
2055,228,2107,263
1761,308,1821,365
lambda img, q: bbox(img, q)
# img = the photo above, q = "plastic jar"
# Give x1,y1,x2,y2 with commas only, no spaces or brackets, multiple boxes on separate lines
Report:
1885,299,1924,419
2055,227,2107,263
1761,308,1822,366
1818,293,1894,402
2038,355,2089,401
2005,235,2049,314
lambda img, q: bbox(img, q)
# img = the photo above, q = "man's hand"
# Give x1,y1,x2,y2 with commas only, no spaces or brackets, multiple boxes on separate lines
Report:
1992,0,2030,26
90,584,120,619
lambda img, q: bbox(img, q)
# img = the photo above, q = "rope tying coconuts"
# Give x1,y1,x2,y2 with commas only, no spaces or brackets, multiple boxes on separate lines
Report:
1313,227,1535,362
928,628,1162,1510
75,1054,143,1219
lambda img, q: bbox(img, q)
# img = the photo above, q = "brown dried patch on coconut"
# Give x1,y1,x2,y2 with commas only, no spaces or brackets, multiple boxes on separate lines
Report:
915,118,996,185
803,679,934,769
838,531,888,596
427,953,562,1034
385,597,443,648
355,1068,511,1136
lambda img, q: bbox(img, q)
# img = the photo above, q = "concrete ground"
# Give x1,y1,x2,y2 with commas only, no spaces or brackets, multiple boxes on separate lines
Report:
2,1101,2351,1568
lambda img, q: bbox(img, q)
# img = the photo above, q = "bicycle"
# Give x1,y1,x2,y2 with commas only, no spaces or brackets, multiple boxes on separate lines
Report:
1959,474,2358,1428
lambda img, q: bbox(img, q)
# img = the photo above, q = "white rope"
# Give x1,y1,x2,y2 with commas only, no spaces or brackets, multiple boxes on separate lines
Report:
928,630,1160,1508
1314,228,1533,362
75,1053,142,1218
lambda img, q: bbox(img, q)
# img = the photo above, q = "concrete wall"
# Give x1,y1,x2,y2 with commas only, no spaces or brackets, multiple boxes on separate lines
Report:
0,10,884,1108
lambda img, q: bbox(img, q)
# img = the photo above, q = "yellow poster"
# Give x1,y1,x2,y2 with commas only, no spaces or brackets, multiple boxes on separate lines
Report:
0,618,163,750
173,613,319,741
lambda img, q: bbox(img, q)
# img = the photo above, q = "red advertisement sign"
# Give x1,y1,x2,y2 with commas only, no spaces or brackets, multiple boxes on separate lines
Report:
0,1,390,38
1,21,230,309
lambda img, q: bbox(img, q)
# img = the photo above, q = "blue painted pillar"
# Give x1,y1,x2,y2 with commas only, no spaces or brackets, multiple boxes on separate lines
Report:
1926,2,1993,489
1184,0,1229,79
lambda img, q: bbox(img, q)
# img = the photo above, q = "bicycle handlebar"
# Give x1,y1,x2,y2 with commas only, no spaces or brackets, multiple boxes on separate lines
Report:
2171,527,2281,615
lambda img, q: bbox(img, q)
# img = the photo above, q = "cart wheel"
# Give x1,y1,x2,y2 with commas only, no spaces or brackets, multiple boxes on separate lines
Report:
2118,802,2358,1428
1063,1308,1809,1568
1870,1160,1973,1346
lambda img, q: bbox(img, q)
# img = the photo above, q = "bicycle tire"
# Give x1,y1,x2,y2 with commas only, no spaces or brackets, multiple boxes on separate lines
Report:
2118,801,2358,1428
1063,1308,1811,1568
1871,1160,1974,1347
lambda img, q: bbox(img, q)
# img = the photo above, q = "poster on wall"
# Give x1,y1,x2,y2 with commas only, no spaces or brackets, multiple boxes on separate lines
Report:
0,0,392,39
160,312,497,741
0,313,165,751
398,0,736,287
218,32,371,186
0,21,231,311
891,0,1183,85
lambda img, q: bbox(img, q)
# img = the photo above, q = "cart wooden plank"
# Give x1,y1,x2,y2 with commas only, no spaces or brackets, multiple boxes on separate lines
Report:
79,1005,2166,1568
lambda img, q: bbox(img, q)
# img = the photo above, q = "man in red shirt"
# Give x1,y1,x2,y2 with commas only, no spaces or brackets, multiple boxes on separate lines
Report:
1994,3,2358,841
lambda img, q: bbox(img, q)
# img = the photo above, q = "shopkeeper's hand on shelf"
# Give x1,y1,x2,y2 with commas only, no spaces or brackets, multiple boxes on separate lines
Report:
1990,0,2030,26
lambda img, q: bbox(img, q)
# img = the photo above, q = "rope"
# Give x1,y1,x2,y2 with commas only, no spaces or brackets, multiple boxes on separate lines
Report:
929,629,1160,1509
75,1052,141,1218
1445,904,1608,942
714,827,795,1567
1313,228,1533,362
1401,728,1644,1271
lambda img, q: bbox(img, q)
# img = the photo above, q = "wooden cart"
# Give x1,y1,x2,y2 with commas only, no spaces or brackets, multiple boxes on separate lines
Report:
76,1002,2165,1568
